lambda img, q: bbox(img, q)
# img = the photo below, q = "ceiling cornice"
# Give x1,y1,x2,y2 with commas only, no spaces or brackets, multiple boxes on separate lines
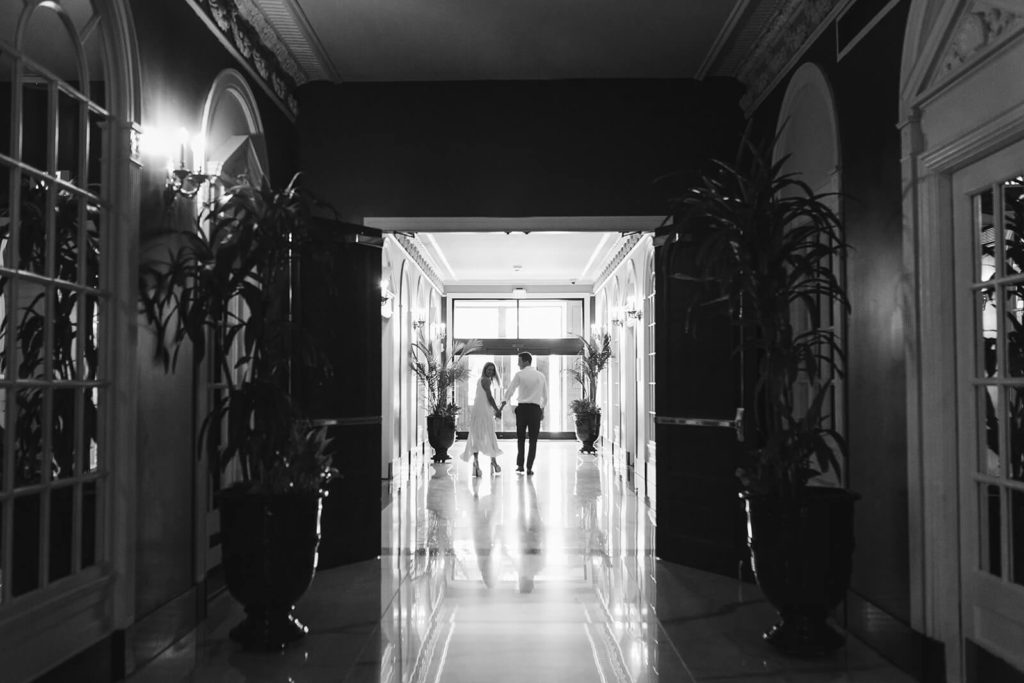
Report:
393,233,444,293
706,0,848,113
187,0,302,117
363,216,664,233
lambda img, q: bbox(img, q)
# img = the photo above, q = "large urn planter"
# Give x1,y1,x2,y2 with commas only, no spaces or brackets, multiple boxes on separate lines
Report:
219,487,324,650
743,487,858,657
427,414,456,462
573,411,601,454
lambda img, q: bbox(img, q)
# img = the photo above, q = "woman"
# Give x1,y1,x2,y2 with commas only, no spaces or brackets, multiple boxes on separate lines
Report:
461,362,504,477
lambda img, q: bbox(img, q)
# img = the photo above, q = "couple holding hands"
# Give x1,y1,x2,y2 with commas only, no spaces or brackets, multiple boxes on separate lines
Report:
461,352,548,477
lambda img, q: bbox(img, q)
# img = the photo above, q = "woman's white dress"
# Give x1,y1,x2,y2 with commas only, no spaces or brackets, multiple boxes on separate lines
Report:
461,378,504,460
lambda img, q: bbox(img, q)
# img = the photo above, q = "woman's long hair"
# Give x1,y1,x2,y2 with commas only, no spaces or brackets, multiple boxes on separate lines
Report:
481,361,501,389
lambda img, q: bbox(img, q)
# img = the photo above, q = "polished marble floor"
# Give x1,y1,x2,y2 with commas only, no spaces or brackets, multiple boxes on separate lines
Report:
132,441,915,682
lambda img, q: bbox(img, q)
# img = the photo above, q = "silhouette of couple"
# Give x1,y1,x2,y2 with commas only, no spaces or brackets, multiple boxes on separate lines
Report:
461,352,548,476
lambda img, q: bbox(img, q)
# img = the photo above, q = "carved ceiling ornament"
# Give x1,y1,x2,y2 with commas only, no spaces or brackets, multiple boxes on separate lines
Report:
935,0,1024,86
394,234,444,293
722,0,843,111
192,0,302,116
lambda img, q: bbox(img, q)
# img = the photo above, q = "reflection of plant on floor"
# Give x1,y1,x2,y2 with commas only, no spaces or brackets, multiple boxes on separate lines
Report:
0,178,100,488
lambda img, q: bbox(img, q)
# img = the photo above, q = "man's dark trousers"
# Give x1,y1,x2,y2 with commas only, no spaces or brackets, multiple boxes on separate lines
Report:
515,403,542,471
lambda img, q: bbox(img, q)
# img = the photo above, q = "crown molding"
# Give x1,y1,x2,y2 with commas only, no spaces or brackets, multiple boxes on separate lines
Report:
363,216,663,233
393,233,444,293
186,0,301,118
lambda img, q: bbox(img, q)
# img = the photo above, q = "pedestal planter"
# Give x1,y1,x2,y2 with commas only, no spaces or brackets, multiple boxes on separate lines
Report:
573,411,601,454
427,414,456,462
219,488,324,650
743,487,858,657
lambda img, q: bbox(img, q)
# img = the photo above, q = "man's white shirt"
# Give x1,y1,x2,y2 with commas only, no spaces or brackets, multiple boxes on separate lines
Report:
504,366,548,408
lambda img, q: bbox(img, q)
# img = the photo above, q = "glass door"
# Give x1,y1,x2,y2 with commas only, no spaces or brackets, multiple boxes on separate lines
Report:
452,298,584,439
954,139,1024,672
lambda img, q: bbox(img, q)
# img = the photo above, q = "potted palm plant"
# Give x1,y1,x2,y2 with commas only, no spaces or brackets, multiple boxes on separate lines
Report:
565,332,613,453
138,174,337,650
409,332,479,462
669,131,854,656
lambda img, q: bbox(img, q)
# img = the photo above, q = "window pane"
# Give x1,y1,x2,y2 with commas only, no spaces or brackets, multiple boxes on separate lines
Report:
0,49,13,159
18,173,51,276
1004,177,1024,277
83,388,98,471
981,287,998,378
1007,283,1024,377
57,89,82,184
14,388,45,487
977,188,996,282
13,494,41,595
519,300,583,338
14,283,49,380
982,483,1003,577
22,5,81,86
453,300,517,339
81,480,96,568
981,386,1001,477
49,485,73,582
21,69,49,173
51,388,77,477
87,108,105,191
1012,489,1024,587
1009,387,1024,482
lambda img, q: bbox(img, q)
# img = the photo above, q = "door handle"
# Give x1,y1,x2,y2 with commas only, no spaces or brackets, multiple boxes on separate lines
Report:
655,407,744,442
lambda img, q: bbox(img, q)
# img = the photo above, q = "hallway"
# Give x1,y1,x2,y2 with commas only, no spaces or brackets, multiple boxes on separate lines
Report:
134,441,913,682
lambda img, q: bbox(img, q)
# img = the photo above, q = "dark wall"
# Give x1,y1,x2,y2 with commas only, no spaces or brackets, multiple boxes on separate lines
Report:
131,0,298,641
749,0,920,674
297,78,743,221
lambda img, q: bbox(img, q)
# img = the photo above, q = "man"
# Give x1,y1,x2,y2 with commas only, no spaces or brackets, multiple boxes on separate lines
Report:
499,352,548,475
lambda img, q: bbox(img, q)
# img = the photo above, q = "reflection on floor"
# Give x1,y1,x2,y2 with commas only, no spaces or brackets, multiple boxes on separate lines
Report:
132,440,915,682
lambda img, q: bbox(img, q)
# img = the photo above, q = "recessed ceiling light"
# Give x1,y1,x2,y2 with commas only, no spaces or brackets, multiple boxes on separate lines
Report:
512,265,522,272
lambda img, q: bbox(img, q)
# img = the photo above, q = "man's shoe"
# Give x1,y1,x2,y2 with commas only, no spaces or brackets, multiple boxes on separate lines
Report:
526,470,534,476
515,467,525,474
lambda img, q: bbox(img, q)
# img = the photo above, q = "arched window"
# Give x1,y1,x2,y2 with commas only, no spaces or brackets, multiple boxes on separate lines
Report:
0,0,139,676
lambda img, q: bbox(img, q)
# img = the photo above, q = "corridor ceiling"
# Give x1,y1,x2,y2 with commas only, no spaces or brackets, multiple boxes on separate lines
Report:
273,0,744,82
251,0,785,289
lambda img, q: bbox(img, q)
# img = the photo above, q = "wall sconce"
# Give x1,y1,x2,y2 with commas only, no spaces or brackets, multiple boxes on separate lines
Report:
429,322,446,339
610,306,625,327
412,307,427,330
143,126,216,204
625,296,643,325
380,279,395,319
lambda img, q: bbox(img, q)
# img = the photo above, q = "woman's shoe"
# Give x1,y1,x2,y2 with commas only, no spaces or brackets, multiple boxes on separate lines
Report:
491,460,502,475
472,460,482,478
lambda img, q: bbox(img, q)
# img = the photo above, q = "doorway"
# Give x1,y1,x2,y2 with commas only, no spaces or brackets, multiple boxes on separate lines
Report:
953,138,1024,673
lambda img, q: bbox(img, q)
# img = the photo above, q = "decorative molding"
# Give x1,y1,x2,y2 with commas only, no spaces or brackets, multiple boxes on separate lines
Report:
734,0,845,112
363,216,664,233
595,233,643,290
393,233,444,293
187,0,300,117
932,1,1024,89
253,0,337,82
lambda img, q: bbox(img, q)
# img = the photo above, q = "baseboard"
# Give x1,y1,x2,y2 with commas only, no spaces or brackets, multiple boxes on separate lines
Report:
33,631,121,683
123,585,203,677
845,590,945,682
